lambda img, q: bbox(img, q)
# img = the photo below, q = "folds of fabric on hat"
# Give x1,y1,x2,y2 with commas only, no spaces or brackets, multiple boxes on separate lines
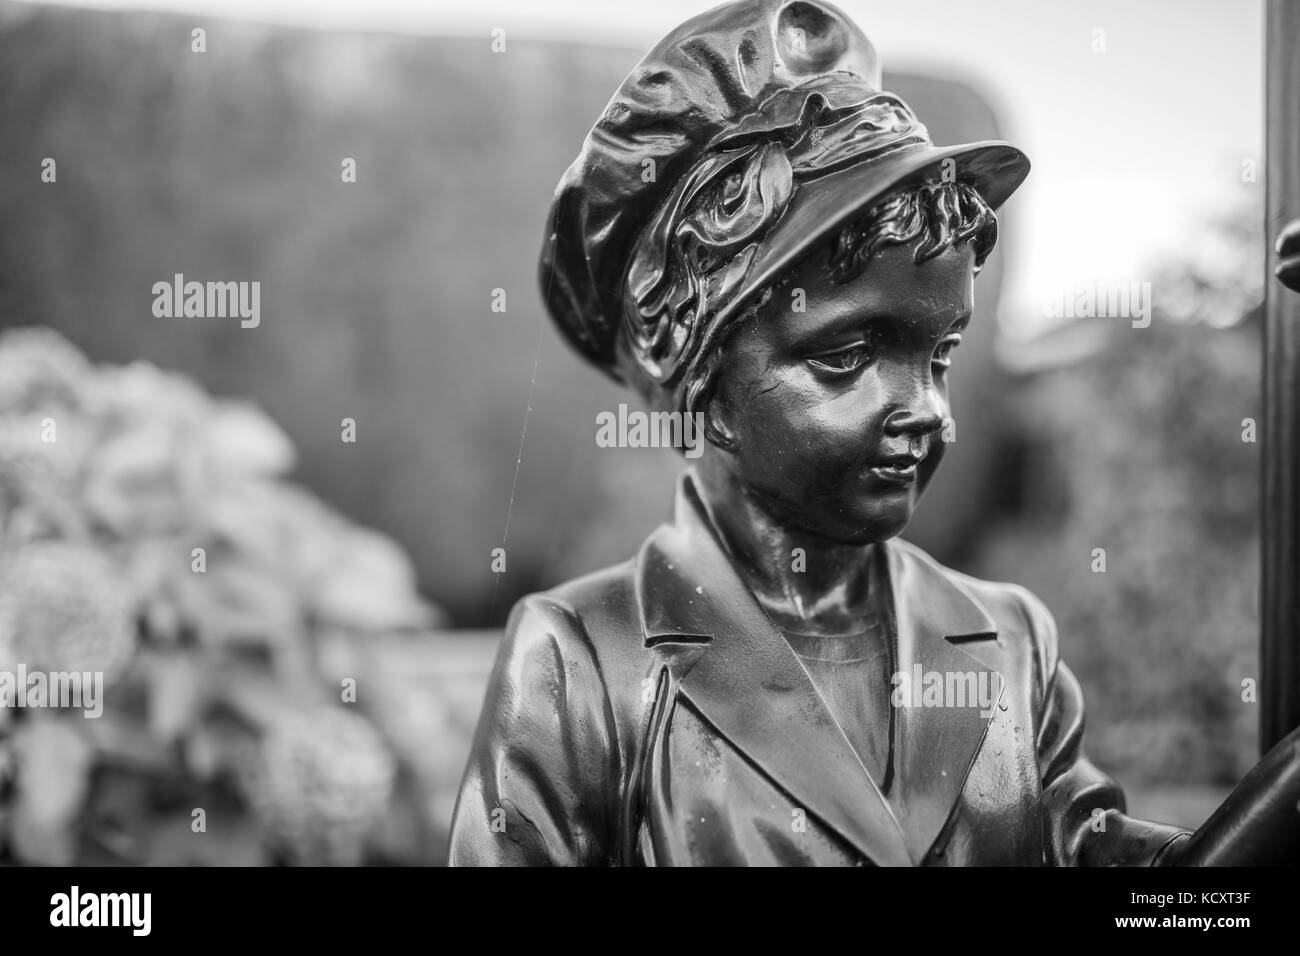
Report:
622,87,930,411
624,143,790,387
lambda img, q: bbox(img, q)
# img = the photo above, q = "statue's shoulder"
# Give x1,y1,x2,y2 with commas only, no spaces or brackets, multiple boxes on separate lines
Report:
890,537,1060,675
545,559,641,639
503,557,637,637
490,560,659,761
498,558,648,685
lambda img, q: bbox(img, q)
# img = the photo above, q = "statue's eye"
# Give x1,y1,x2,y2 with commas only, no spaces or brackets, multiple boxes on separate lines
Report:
933,333,963,370
809,342,873,375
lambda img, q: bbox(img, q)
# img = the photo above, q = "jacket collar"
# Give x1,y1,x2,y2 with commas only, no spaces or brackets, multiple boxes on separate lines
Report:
634,470,1004,865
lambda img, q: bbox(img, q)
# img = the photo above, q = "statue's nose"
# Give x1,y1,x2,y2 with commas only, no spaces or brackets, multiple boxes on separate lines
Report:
883,377,945,440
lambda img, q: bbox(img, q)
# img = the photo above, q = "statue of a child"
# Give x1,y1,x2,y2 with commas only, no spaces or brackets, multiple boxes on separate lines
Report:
450,0,1300,866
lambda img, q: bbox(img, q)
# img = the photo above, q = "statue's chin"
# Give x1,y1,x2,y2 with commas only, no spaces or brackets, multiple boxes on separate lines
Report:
833,517,911,548
780,500,914,548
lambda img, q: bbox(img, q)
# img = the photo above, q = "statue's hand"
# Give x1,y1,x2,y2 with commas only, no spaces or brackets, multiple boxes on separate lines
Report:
1278,219,1300,293
1158,724,1300,865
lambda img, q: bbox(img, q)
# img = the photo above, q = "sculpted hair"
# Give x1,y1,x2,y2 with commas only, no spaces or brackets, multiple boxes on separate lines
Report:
826,180,998,284
683,180,999,447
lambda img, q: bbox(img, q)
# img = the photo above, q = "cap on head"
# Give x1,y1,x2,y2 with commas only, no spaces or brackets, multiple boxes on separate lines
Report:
538,0,1029,407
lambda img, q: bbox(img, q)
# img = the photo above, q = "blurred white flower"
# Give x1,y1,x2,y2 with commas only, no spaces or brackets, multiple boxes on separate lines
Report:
87,361,212,431
0,326,92,415
171,560,303,648
238,706,396,866
0,412,92,486
200,401,296,480
81,422,189,535
0,541,138,685
203,483,434,631
10,716,94,865
311,526,431,631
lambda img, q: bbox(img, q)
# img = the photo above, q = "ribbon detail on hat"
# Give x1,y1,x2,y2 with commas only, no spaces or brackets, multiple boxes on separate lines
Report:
623,87,929,392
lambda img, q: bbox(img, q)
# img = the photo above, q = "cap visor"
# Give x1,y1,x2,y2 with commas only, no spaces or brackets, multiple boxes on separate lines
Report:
723,140,1029,323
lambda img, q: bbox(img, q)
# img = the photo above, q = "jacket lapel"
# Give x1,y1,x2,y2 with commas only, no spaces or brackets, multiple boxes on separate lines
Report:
884,541,1004,862
637,473,912,866
635,472,1003,866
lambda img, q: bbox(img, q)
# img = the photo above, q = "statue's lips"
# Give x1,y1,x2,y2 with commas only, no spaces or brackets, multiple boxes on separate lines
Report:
867,457,922,486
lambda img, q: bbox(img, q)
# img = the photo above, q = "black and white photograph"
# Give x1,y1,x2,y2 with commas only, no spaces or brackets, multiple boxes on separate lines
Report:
0,0,1298,932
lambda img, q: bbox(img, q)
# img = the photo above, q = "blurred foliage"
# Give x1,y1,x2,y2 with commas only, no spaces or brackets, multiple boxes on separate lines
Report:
0,327,449,864
971,202,1264,785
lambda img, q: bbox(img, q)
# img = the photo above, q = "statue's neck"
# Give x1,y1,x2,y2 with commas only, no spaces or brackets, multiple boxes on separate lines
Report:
691,463,882,636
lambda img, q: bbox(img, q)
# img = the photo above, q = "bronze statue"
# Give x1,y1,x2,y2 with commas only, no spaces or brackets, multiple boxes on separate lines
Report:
450,0,1300,865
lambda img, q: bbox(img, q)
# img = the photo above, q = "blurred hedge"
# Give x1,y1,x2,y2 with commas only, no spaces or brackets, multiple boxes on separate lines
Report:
970,203,1264,784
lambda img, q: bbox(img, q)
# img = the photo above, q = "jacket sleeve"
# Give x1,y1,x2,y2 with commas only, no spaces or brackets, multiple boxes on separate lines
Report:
448,593,620,866
1021,589,1192,866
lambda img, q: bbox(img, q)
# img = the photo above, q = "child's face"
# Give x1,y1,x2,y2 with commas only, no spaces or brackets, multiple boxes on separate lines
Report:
708,240,976,545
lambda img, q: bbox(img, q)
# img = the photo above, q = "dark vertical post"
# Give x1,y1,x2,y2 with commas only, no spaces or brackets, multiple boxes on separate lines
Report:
1262,0,1300,753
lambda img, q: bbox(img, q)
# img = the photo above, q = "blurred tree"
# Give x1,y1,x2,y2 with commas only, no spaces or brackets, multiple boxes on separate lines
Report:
972,199,1264,784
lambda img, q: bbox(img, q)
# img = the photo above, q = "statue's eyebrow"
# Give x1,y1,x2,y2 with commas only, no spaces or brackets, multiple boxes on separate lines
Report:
780,301,971,351
781,307,896,349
